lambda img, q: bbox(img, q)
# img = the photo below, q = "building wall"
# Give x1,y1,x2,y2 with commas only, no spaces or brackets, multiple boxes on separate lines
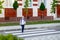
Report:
17,0,38,17
4,0,14,8
33,7,38,17
17,0,47,17
5,8,16,17
0,0,14,18
46,0,53,16
46,0,60,20
17,7,22,17
0,0,53,18
0,0,54,22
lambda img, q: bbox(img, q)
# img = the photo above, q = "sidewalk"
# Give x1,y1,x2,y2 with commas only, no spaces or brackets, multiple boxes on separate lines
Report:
0,23,60,31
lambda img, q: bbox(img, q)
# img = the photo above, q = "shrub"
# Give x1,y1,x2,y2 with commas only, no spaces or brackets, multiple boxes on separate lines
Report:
0,34,24,40
13,1,19,10
39,2,45,11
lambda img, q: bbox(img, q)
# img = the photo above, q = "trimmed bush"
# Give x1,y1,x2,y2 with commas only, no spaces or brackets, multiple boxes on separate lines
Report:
0,34,24,40
39,2,45,11
13,1,18,10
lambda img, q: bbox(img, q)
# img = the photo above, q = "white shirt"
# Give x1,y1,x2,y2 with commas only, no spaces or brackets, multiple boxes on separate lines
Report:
20,19,26,25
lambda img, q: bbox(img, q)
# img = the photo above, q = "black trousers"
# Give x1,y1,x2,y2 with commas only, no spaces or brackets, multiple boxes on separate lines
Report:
21,25,24,33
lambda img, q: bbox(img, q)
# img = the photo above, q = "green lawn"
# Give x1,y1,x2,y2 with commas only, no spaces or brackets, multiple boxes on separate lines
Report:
26,20,60,24
0,20,60,26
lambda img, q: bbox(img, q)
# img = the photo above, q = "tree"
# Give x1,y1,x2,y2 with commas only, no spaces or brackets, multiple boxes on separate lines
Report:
39,2,45,11
24,0,29,19
51,0,57,13
0,1,4,14
39,2,46,19
13,0,18,10
24,0,31,20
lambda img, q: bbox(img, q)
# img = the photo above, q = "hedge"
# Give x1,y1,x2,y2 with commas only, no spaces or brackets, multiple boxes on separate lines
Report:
0,34,24,40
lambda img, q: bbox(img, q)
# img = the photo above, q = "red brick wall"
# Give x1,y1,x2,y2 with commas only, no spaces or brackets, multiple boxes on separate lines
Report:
0,16,53,22
22,8,47,17
22,8,33,17
38,9,47,17
28,16,53,21
5,8,17,17
57,5,60,18
0,18,5,22
2,8,53,22
17,16,53,21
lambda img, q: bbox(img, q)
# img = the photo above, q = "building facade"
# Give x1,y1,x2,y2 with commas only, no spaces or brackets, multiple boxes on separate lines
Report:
0,0,60,22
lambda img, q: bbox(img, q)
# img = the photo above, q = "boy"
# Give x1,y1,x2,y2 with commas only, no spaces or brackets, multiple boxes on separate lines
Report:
20,16,26,33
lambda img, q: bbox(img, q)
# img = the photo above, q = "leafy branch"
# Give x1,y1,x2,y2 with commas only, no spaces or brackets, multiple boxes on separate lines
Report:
24,0,31,19
0,1,4,14
51,0,57,13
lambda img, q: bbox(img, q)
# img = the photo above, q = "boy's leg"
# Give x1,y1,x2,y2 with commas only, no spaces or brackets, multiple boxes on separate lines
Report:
22,25,24,33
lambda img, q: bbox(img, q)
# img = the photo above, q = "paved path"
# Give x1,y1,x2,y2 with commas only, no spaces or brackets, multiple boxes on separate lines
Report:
1,28,60,40
0,23,60,40
0,23,60,31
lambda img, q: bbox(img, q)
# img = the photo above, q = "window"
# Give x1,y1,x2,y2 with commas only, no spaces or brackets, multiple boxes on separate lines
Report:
33,0,38,2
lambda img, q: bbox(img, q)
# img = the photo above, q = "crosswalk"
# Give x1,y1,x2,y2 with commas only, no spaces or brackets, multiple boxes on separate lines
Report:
1,28,60,38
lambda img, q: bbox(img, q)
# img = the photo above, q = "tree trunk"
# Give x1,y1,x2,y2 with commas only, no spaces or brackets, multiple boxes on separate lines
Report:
25,8,28,21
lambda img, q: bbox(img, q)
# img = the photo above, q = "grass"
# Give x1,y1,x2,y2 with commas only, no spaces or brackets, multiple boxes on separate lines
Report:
0,20,60,26
0,22,19,26
26,20,60,25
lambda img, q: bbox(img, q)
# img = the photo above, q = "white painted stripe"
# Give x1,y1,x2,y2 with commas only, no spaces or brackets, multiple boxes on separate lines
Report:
17,31,60,38
5,29,55,34
12,30,56,35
